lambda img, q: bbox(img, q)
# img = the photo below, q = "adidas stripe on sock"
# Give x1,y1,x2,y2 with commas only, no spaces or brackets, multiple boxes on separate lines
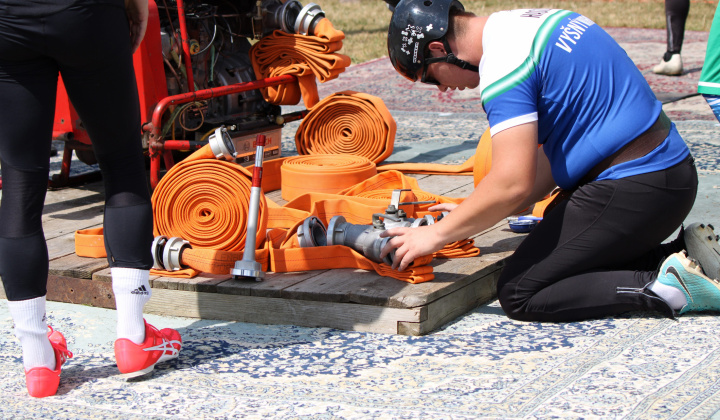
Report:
7,296,56,371
112,267,151,345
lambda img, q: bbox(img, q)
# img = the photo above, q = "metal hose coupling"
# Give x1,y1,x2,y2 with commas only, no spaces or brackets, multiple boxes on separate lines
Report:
297,189,444,265
254,0,326,37
151,236,191,271
208,125,237,161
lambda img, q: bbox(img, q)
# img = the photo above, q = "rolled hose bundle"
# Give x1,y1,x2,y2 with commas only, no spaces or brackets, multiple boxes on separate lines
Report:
295,91,396,164
151,145,267,252
280,154,377,201
250,18,351,109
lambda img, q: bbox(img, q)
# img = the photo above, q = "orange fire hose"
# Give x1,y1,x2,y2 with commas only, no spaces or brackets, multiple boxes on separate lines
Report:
151,144,268,252
250,18,350,109
74,227,107,259
76,145,440,283
280,154,377,201
295,91,396,164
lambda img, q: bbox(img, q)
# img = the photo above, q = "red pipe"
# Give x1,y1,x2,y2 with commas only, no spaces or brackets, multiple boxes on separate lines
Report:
144,74,298,188
176,0,195,92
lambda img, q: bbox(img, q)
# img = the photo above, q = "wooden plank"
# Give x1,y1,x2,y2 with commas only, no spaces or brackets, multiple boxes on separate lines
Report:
42,202,104,240
280,268,411,305
415,174,474,198
265,189,285,206
143,287,425,334
216,270,328,297
398,266,502,336
46,226,104,260
45,274,116,310
150,273,232,293
43,181,104,206
49,253,108,279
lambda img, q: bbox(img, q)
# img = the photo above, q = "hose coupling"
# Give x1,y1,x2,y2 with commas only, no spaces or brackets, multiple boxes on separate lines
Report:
151,235,191,271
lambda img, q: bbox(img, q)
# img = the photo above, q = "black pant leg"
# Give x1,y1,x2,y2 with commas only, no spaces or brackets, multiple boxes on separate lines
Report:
47,3,154,269
497,156,697,322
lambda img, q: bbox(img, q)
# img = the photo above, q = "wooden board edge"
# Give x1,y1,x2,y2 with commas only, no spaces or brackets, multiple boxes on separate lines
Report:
397,266,501,336
144,288,425,335
45,274,116,309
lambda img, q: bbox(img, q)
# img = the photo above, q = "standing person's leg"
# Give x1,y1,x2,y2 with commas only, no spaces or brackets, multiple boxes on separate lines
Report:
46,2,180,376
497,155,698,322
0,14,73,398
654,0,690,75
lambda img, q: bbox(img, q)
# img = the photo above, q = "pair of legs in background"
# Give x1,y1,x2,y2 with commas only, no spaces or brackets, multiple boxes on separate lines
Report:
498,154,720,322
0,2,180,398
653,0,689,75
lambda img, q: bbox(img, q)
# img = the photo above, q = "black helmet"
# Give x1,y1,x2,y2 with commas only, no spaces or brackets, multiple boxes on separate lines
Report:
388,0,475,83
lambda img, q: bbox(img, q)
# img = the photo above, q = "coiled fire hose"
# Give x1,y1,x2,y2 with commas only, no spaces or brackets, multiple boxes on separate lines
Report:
294,91,396,164
250,18,351,109
151,144,268,252
280,154,377,201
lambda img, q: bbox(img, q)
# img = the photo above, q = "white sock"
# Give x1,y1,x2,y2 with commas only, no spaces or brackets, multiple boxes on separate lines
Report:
112,267,151,344
649,280,688,310
7,296,56,371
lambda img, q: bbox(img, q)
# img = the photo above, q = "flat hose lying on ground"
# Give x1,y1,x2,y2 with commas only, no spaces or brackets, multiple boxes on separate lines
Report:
250,18,350,109
376,128,493,178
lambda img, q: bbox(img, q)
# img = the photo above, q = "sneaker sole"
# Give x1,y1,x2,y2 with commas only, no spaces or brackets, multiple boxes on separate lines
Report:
685,222,720,280
119,365,155,379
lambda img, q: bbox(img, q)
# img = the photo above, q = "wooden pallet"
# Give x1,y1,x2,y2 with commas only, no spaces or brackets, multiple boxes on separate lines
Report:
0,175,526,335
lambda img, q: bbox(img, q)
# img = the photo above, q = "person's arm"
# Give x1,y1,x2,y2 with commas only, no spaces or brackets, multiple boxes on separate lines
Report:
428,141,555,214
126,0,149,53
380,121,548,270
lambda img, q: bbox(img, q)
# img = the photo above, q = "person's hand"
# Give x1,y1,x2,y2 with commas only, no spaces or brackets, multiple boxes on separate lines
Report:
428,202,458,213
126,0,149,53
379,225,446,271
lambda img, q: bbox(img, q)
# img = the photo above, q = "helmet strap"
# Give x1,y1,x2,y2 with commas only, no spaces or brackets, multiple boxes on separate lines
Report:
424,38,479,73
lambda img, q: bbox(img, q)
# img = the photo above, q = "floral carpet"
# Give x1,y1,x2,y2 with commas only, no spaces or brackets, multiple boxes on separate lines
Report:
1,301,720,419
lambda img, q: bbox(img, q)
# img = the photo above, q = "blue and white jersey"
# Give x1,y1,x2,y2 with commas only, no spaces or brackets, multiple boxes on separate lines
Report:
479,9,689,189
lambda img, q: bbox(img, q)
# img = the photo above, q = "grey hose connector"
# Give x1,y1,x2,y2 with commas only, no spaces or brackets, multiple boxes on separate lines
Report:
151,235,191,271
326,215,396,265
151,236,169,270
297,216,327,247
294,3,325,35
208,126,237,161
162,237,191,271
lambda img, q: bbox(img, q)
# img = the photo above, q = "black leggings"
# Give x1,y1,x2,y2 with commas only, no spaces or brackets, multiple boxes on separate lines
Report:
497,155,697,322
0,2,154,301
665,0,690,54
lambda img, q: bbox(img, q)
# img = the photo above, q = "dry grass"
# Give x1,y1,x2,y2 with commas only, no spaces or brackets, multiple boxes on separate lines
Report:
320,0,717,63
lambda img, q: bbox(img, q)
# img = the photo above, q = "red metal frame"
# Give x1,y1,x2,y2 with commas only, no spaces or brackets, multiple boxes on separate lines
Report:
143,74,297,187
47,0,298,189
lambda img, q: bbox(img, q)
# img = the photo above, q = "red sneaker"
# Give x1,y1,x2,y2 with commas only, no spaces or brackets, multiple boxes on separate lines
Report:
114,320,182,378
25,327,73,398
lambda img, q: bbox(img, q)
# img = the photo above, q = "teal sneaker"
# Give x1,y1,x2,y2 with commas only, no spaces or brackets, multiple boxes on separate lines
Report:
684,222,720,280
656,251,720,314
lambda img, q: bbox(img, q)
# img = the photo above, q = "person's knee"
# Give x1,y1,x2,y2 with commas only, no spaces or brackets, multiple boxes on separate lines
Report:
496,270,535,322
